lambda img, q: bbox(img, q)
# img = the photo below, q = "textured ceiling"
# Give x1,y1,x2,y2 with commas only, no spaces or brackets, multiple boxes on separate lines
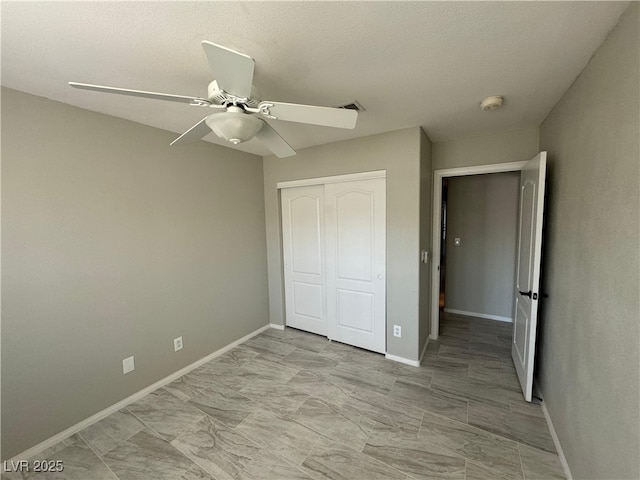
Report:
0,1,629,156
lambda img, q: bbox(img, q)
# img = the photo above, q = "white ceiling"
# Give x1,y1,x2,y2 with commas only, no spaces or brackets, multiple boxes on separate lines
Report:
1,1,629,156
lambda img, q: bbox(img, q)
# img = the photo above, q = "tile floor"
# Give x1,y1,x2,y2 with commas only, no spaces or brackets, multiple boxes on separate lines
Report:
4,313,566,479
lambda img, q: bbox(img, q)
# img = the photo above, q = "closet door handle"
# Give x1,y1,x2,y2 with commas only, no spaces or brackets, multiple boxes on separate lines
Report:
377,274,384,280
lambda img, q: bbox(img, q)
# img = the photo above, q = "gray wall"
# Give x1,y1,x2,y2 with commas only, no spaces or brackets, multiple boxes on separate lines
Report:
263,127,423,361
1,88,270,459
418,129,433,352
537,4,639,479
432,127,539,170
444,173,519,320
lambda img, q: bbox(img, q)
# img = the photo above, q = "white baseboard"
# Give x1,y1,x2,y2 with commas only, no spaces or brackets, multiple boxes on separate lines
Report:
385,353,421,367
269,323,285,330
541,401,573,480
444,308,512,323
9,324,271,462
419,337,429,364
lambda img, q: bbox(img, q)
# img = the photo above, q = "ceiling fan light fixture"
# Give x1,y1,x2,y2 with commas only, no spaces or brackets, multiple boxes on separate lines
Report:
70,42,359,157
205,107,263,144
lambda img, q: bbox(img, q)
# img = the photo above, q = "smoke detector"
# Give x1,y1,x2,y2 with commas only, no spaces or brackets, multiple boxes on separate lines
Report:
480,95,504,111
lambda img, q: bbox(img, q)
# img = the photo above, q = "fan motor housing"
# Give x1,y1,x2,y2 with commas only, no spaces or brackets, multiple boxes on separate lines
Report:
207,80,260,108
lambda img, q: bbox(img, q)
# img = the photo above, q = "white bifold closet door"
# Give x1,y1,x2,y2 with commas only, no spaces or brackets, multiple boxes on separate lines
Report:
281,177,386,353
281,185,327,336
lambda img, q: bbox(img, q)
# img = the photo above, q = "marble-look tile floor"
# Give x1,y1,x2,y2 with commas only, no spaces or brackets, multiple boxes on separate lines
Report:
4,313,566,480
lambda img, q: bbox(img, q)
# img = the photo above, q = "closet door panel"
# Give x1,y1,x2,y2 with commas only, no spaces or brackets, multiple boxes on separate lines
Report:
335,191,374,282
325,178,386,353
281,186,327,335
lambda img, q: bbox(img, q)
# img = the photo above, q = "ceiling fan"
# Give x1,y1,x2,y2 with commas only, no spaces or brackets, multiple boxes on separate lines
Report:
69,42,358,158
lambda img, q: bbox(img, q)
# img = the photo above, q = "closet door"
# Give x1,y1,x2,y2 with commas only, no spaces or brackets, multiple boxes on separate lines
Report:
281,186,327,335
325,178,386,353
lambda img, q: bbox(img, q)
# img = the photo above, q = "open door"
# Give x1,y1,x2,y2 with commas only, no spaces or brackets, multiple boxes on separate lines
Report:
512,152,547,402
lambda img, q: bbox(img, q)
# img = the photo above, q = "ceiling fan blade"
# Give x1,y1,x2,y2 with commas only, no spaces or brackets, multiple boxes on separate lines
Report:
69,82,212,106
170,117,212,146
201,42,255,99
258,101,358,129
254,121,296,158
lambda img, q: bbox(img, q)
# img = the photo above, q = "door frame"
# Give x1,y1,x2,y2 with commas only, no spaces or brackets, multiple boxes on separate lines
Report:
430,161,527,340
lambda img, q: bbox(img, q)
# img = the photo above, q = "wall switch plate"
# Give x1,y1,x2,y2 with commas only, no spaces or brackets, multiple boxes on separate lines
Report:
454,237,461,246
123,356,135,374
393,325,402,337
174,336,183,352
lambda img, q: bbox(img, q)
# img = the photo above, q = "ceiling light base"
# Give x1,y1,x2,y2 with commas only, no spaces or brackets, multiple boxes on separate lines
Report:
480,95,504,111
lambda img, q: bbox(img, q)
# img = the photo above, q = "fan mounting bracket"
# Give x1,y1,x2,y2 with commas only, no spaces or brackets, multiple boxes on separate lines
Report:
258,103,277,119
244,103,277,119
189,99,212,107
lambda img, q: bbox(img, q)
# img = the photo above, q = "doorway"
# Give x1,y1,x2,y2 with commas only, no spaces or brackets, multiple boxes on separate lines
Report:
439,171,520,327
430,161,527,339
430,154,547,402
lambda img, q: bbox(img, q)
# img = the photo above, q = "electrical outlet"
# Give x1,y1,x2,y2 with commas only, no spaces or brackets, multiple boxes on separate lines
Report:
174,336,183,352
123,356,135,374
393,325,402,337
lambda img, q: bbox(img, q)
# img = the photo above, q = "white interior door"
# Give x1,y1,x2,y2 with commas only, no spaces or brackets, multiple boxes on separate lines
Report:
512,152,547,402
281,186,327,336
325,179,386,353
